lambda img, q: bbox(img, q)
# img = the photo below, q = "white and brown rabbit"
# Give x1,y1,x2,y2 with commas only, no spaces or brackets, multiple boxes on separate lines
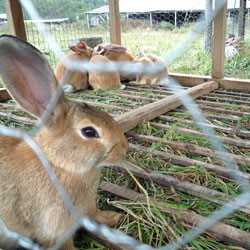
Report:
0,35,128,249
89,54,123,90
134,54,168,85
55,40,92,93
94,44,135,82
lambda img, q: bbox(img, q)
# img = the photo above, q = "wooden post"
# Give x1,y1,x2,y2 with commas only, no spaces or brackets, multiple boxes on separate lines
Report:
205,0,213,53
109,0,121,45
149,12,153,27
5,0,27,41
212,0,227,80
238,0,246,40
125,13,129,29
86,13,90,29
174,11,177,26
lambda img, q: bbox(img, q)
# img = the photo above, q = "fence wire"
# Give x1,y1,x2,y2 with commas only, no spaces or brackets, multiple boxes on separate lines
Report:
1,0,250,250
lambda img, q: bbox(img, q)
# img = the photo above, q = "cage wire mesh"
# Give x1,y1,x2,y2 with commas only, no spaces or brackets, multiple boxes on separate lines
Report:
1,0,250,249
23,0,110,68
121,7,213,76
224,0,250,79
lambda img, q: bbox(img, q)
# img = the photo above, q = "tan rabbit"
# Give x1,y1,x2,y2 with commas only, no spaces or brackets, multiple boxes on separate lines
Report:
0,35,128,249
94,44,135,82
89,55,122,90
134,54,168,85
55,40,92,93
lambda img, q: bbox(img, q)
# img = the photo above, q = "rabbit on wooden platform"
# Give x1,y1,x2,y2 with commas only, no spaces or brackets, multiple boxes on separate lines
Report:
94,43,136,82
55,40,92,93
134,51,168,86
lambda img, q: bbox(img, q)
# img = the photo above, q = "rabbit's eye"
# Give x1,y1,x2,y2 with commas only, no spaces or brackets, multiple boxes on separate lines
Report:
81,127,99,139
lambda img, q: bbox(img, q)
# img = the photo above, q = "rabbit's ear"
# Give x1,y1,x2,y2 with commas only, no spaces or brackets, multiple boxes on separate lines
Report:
0,35,60,117
94,45,105,55
70,41,87,54
78,41,87,49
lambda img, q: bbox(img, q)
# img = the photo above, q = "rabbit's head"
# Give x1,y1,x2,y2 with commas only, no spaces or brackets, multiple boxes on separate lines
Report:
93,44,127,56
0,35,128,174
93,44,106,56
69,40,92,58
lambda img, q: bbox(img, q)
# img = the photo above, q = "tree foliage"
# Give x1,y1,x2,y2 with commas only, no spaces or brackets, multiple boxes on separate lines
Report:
0,0,106,19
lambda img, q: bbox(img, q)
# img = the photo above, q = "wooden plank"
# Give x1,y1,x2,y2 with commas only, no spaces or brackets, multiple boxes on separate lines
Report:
109,0,121,45
168,73,250,91
116,81,219,132
128,132,250,166
109,162,250,214
220,78,250,92
212,0,227,79
129,143,250,179
5,0,27,41
168,73,211,86
101,182,250,249
0,88,11,101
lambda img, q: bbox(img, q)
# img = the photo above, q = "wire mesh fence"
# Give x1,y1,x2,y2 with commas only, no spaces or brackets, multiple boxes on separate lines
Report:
120,9,213,76
224,0,250,79
1,0,250,250
23,0,110,67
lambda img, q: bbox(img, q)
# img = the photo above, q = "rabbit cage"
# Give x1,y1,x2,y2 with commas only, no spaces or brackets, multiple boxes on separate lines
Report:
1,0,250,249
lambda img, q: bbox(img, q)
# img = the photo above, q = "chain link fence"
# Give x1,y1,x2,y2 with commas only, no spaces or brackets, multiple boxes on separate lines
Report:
120,9,212,76
224,0,250,79
1,0,250,250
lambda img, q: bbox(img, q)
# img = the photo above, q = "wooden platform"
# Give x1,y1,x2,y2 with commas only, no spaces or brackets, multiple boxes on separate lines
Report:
1,83,250,249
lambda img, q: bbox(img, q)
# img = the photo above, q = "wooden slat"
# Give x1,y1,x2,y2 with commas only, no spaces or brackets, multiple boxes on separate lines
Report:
116,81,219,132
163,73,250,91
212,0,227,79
101,182,250,249
168,73,212,86
220,78,250,92
5,0,27,41
109,0,121,45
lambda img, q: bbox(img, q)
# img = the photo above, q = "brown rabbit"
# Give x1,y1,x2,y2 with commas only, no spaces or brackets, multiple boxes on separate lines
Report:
0,35,128,249
134,55,168,85
55,40,92,93
89,54,123,90
94,44,135,81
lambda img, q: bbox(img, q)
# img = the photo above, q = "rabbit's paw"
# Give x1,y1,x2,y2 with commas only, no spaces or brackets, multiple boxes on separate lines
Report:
95,210,123,227
62,239,75,250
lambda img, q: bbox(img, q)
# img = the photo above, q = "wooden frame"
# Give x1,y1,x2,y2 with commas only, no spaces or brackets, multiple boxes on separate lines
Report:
170,74,250,91
5,0,26,40
2,2,250,249
109,0,122,44
168,73,212,86
212,0,227,80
